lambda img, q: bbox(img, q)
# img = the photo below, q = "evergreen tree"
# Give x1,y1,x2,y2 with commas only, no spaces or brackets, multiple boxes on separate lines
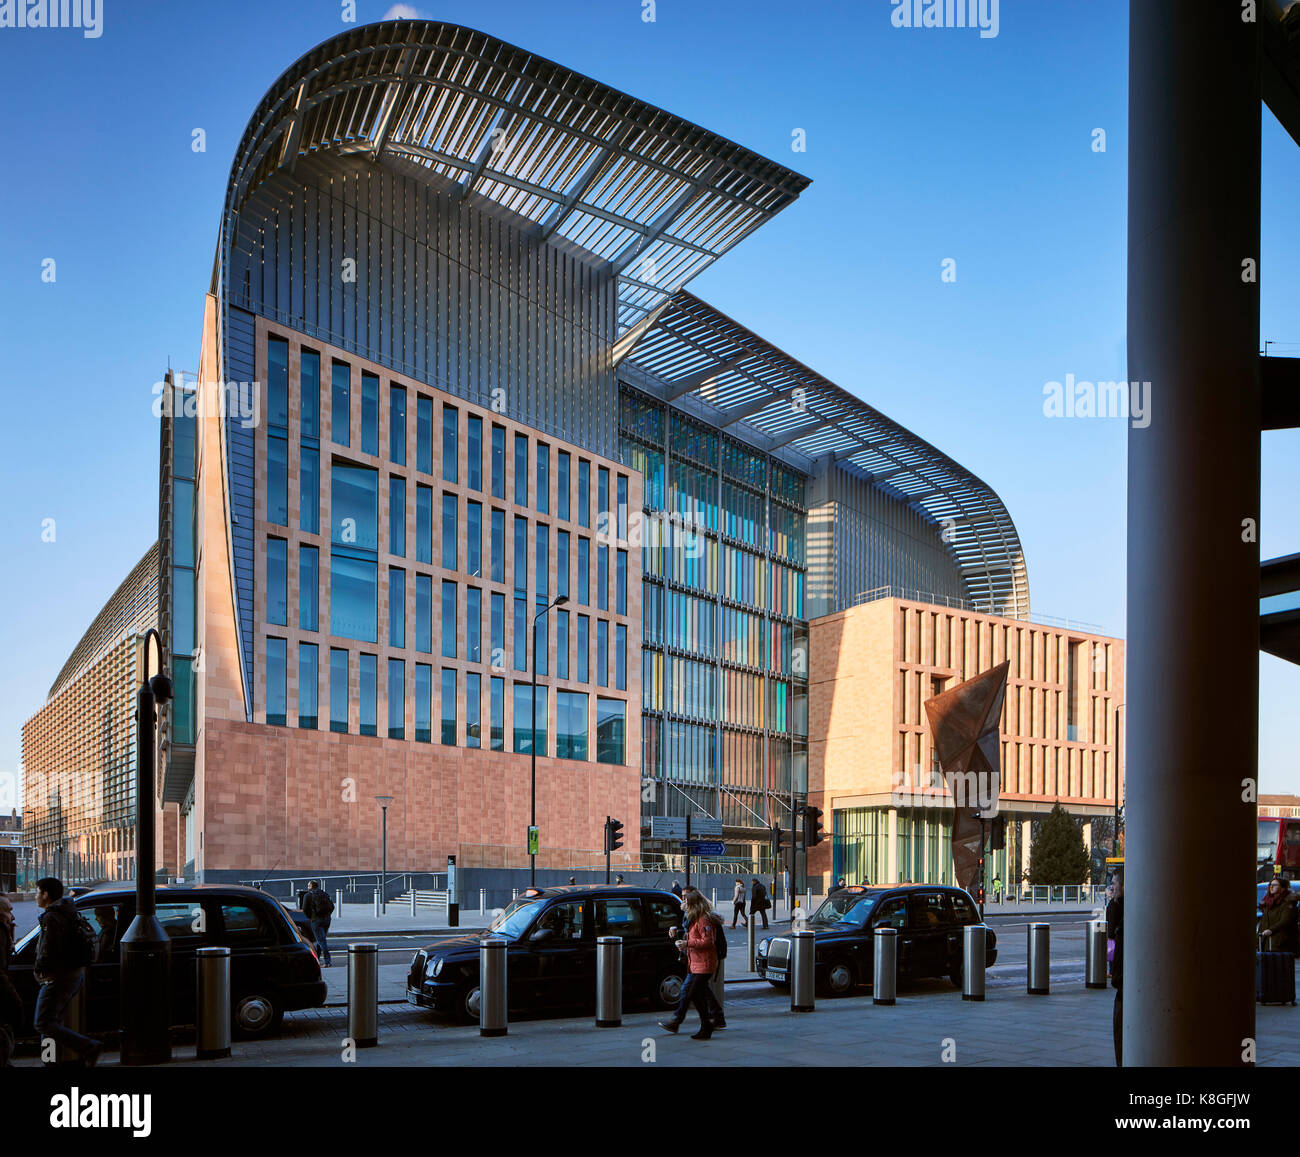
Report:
1028,802,1091,885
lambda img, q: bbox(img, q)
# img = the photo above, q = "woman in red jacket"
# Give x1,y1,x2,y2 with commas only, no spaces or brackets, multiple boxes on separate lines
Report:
675,892,719,1040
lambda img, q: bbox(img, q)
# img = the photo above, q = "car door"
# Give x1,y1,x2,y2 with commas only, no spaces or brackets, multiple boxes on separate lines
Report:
868,896,910,975
214,898,281,1014
524,899,591,1008
906,892,952,978
945,890,981,971
154,898,214,1026
592,896,647,996
78,897,128,1033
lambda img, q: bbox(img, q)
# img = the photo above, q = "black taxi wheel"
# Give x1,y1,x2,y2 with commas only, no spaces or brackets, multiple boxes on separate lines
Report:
826,959,856,996
653,971,684,1010
233,994,283,1039
456,982,482,1024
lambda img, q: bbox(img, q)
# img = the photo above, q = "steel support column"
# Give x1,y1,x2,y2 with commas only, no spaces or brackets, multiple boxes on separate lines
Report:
1126,2,1260,1065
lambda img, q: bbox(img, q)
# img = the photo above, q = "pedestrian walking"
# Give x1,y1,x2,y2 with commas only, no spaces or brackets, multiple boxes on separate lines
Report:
670,879,683,899
0,896,22,1067
750,878,770,929
659,888,726,1032
615,874,625,885
32,877,100,1067
1258,877,1298,955
568,876,577,885
731,878,748,927
1107,867,1124,1066
301,879,335,966
659,891,720,1040
992,875,1003,903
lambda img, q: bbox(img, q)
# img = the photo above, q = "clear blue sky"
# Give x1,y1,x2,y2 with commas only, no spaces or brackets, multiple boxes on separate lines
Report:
1,0,1297,797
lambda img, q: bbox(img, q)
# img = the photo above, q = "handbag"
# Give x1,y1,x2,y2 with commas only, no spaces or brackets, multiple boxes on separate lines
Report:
1106,938,1115,963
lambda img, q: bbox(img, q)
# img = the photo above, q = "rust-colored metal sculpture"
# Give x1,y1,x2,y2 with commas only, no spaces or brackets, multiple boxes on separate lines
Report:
923,661,1010,893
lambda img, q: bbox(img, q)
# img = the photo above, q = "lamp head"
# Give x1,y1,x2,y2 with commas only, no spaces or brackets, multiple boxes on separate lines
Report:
150,673,174,703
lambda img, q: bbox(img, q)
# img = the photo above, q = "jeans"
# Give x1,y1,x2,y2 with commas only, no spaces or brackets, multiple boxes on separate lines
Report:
732,901,747,926
310,918,332,964
672,969,723,1025
34,970,97,1063
754,905,769,929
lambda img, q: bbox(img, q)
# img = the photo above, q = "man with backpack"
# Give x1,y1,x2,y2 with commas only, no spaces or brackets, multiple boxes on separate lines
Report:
33,877,100,1067
301,880,335,966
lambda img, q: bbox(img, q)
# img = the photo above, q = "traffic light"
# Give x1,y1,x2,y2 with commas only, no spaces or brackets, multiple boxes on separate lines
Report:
604,817,624,854
989,815,1006,851
802,805,825,848
771,824,783,859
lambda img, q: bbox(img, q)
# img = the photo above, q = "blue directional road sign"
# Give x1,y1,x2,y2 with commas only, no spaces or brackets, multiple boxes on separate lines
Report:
681,841,726,855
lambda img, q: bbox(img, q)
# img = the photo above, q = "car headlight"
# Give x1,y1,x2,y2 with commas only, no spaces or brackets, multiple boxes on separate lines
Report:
427,957,444,978
757,939,769,957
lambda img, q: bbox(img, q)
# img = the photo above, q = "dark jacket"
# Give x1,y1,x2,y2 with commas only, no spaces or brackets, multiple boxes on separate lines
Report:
750,882,769,912
670,883,683,899
1257,891,1297,955
302,888,334,921
1106,896,1123,991
35,898,83,978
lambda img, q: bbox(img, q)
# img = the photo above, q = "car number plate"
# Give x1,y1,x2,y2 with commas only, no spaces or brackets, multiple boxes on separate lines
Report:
767,968,787,981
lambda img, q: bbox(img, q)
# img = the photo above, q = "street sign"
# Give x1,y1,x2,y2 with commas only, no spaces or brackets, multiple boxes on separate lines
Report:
527,826,539,855
651,816,722,840
681,841,726,855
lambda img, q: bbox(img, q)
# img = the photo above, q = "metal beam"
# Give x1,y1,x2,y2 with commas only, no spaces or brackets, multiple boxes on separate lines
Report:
608,158,726,276
370,48,421,162
1261,355,1300,429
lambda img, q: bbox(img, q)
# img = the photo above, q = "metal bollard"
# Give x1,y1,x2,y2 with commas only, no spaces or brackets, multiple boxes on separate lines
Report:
874,927,898,1005
480,937,508,1037
1027,922,1050,995
56,968,90,1064
747,915,756,972
805,889,811,914
711,888,717,906
511,887,518,901
479,887,486,914
335,889,344,925
596,936,623,1027
347,943,379,1047
962,925,987,1002
373,888,380,918
410,889,417,916
1086,918,1108,989
790,929,815,1012
196,947,231,1058
710,957,726,1015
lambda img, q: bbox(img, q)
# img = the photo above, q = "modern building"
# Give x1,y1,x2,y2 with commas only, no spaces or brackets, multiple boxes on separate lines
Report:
21,543,158,885
807,591,1124,891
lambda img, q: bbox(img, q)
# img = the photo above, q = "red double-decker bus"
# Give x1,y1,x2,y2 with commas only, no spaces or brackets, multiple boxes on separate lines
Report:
1258,816,1300,881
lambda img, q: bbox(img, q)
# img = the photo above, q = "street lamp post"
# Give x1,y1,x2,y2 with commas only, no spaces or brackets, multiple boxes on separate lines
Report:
530,595,568,888
119,627,173,1066
376,796,394,914
1113,703,1126,858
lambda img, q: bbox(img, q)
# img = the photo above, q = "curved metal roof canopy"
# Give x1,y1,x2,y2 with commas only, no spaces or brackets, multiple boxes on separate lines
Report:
617,292,1030,617
221,19,810,334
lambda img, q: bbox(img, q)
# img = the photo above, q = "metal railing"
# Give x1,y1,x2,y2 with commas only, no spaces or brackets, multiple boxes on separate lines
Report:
239,872,446,903
1000,884,1106,906
851,585,1106,635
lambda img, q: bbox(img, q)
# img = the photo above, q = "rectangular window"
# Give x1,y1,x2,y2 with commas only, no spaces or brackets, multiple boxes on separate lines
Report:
536,524,549,599
536,600,549,677
491,592,505,666
388,567,405,648
267,537,288,625
300,348,320,440
329,648,348,733
557,451,571,521
441,668,456,745
491,424,506,499
443,405,459,483
597,544,608,611
389,385,406,465
557,609,570,681
466,672,481,748
329,553,377,642
331,463,379,552
598,466,610,534
361,372,379,456
442,581,458,658
267,337,289,429
513,683,546,755
416,485,432,564
577,538,590,606
359,654,377,736
467,501,482,578
268,435,288,525
298,643,318,730
331,361,351,447
415,663,432,742
442,493,458,571
616,624,627,691
491,509,505,584
299,545,319,631
514,516,528,594
466,587,482,663
617,474,628,540
557,530,570,599
557,691,588,760
514,597,528,671
490,676,505,750
616,549,627,615
266,638,287,726
537,444,550,514
597,698,625,764
514,434,528,507
416,573,432,653
389,476,406,557
300,446,319,534
578,458,590,527
577,614,589,683
468,414,482,492
388,659,405,740
596,620,609,687
417,396,433,474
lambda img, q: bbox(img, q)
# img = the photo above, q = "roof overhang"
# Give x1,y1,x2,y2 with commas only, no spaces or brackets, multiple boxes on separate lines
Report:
220,19,810,334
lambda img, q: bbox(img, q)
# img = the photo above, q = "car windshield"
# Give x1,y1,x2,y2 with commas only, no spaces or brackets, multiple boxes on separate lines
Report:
809,892,882,928
487,898,542,939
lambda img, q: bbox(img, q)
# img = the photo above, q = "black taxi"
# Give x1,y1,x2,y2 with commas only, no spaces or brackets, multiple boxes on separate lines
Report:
756,883,998,995
407,885,688,1022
